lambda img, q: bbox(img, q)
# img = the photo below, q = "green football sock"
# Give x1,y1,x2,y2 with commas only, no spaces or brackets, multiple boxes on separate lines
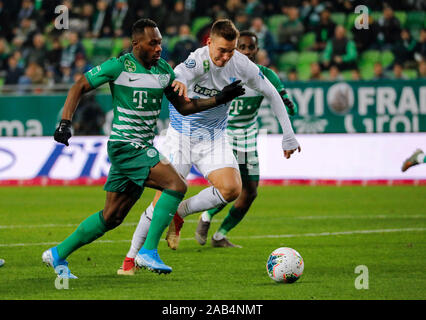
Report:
217,205,247,235
56,210,109,260
206,203,227,220
142,189,185,250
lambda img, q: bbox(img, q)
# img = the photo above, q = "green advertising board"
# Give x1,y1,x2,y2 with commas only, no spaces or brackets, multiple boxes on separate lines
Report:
0,79,425,136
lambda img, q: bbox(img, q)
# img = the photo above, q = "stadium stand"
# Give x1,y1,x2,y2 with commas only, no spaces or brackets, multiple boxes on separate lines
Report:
0,0,425,94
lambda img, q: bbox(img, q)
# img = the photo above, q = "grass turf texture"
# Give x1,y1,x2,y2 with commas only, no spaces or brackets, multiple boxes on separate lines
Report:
0,185,425,300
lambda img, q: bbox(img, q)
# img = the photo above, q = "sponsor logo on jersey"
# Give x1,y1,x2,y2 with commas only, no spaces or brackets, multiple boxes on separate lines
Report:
193,84,220,97
124,59,137,72
229,77,237,83
184,59,196,68
258,70,265,79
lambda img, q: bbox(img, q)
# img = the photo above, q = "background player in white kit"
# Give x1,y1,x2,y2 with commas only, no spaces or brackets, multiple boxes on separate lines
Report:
118,20,301,275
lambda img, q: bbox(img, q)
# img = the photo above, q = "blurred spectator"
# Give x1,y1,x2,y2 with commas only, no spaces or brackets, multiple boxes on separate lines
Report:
23,33,47,67
328,65,343,81
60,61,74,84
46,37,63,72
18,61,45,93
234,10,251,31
276,6,304,53
351,14,380,53
309,62,323,80
92,0,112,38
418,60,426,78
17,0,37,24
225,0,244,20
256,49,271,68
111,0,129,37
118,37,132,57
333,0,355,13
60,31,86,68
170,24,199,66
414,29,426,62
394,29,418,68
77,2,95,38
377,5,401,49
249,17,275,62
74,53,92,75
0,37,9,73
146,0,168,32
245,0,264,17
351,68,362,81
389,62,408,79
312,8,336,52
0,0,13,41
12,17,37,48
300,0,326,28
321,25,357,71
165,0,190,36
4,54,24,85
287,68,298,81
373,62,387,80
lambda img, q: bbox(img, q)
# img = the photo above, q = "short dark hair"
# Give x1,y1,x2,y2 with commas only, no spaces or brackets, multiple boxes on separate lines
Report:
239,30,258,45
132,18,157,36
210,19,239,41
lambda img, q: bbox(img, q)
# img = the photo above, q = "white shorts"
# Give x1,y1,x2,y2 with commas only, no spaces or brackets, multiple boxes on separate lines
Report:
158,126,239,178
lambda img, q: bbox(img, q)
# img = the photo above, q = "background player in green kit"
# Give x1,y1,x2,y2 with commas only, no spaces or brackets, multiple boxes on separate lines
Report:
195,30,299,248
41,18,244,277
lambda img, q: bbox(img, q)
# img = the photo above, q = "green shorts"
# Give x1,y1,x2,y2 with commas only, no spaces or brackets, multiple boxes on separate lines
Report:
104,141,162,199
233,149,260,182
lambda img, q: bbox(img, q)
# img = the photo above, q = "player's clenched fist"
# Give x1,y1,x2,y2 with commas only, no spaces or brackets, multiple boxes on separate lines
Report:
54,119,72,146
215,80,245,105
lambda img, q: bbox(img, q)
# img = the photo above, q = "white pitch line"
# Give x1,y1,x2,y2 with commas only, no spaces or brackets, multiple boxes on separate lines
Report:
0,227,424,248
1,214,425,229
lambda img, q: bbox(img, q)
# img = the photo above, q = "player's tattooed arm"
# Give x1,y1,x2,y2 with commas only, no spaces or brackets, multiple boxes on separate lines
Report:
54,75,92,146
165,80,245,116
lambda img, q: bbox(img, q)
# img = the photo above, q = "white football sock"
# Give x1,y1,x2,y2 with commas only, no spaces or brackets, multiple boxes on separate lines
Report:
416,152,425,164
177,186,227,218
201,211,211,222
213,231,225,241
126,203,154,258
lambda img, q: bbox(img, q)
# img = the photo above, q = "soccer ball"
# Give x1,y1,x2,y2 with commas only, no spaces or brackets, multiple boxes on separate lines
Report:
266,247,304,283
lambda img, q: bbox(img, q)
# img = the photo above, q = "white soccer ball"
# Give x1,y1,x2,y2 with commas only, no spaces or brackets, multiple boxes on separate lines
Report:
266,247,304,283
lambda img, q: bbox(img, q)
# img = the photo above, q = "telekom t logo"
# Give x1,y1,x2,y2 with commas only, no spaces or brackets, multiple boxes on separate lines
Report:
133,90,148,109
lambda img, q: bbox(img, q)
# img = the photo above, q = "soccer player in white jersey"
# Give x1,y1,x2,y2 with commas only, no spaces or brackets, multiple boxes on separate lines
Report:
41,19,244,278
118,19,300,275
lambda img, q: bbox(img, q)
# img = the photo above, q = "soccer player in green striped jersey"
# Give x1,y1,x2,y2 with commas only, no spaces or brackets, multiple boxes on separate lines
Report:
41,18,244,277
195,30,298,247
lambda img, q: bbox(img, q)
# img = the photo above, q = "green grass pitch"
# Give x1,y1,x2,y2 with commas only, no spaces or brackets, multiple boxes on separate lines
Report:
0,185,425,300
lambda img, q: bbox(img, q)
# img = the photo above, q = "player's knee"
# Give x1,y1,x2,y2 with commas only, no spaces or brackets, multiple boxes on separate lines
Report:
219,183,242,202
244,188,258,204
103,213,124,229
167,177,188,195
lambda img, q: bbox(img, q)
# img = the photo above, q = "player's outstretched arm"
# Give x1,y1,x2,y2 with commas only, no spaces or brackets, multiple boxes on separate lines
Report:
54,76,92,146
165,80,245,116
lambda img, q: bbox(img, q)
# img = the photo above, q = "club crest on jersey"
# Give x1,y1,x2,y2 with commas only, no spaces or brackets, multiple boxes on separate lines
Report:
147,148,158,158
229,77,237,83
203,60,209,73
184,59,196,68
158,74,170,88
124,59,137,73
